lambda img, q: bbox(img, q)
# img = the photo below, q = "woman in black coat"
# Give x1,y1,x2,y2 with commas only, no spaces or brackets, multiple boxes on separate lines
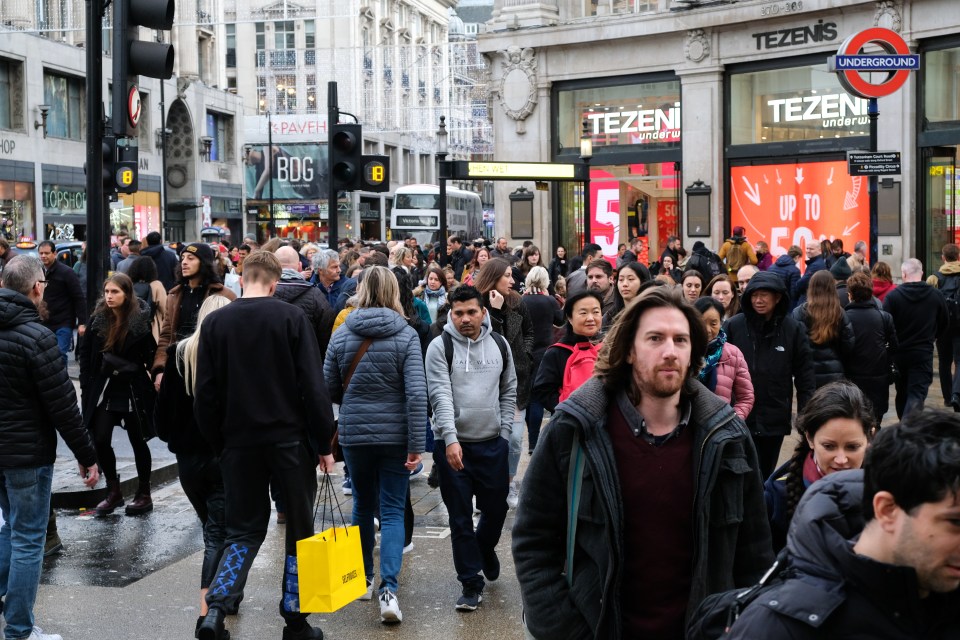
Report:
843,271,898,423
520,266,564,452
548,245,569,292
78,273,157,516
790,270,855,388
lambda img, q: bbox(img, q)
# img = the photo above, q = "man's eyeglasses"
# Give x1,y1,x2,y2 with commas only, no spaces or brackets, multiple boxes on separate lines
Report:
36,279,47,286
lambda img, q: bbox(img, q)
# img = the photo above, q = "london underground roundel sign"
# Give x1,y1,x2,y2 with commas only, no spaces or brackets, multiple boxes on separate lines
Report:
829,28,919,99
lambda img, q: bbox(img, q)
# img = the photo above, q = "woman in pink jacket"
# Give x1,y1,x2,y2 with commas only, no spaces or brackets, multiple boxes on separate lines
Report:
693,297,755,421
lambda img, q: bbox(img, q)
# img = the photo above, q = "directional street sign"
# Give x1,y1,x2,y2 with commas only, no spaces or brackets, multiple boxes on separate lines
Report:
847,151,901,176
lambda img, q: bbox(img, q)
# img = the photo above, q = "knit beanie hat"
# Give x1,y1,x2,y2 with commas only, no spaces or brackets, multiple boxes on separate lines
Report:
830,256,852,281
182,242,215,265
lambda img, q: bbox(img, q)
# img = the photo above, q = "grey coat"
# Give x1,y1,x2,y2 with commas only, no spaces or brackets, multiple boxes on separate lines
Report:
513,378,773,640
323,307,427,453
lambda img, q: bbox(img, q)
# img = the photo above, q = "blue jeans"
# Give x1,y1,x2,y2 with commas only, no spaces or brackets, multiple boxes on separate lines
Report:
54,327,73,368
0,465,54,640
341,445,409,594
525,401,545,452
508,411,524,477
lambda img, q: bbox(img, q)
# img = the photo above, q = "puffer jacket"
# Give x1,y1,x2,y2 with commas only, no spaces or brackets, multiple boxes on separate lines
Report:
726,272,816,436
726,470,960,638
274,271,335,361
714,342,754,421
155,342,213,455
790,303,855,388
0,289,96,469
844,300,898,384
767,254,801,307
487,295,535,410
79,299,157,430
323,307,427,453
514,378,773,640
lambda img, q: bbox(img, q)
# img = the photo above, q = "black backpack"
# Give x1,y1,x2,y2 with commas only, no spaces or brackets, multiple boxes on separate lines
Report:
133,281,156,322
938,273,960,331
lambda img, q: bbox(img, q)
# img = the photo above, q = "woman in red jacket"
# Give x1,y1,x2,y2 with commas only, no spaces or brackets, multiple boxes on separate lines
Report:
694,297,754,420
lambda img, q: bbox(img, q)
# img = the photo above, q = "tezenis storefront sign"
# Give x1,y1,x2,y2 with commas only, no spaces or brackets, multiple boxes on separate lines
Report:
765,92,869,130
585,103,681,142
753,20,838,51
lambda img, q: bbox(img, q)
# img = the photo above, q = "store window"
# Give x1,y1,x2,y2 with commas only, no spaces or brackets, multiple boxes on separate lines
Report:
43,71,84,141
925,47,960,126
0,181,35,241
557,80,681,152
730,62,870,145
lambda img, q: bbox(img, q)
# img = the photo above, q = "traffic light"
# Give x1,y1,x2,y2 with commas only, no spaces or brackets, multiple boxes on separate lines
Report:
114,138,139,194
84,136,117,190
361,155,390,193
329,123,363,191
112,0,175,137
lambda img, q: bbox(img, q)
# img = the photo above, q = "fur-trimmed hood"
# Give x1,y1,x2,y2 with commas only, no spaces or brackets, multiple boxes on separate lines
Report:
88,297,152,338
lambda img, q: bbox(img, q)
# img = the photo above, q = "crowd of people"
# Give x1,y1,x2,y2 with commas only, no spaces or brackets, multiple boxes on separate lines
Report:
4,225,960,639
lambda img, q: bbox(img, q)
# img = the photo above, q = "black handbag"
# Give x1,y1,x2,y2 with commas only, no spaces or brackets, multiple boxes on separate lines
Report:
127,377,157,441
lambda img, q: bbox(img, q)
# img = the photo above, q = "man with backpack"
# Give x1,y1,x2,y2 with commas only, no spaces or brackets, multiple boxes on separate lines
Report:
930,243,960,410
514,286,772,639
714,410,960,639
424,285,517,613
718,227,758,287
686,241,723,283
884,259,950,419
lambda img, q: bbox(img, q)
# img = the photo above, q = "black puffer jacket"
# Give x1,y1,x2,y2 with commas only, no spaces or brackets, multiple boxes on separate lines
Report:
79,299,157,430
0,288,96,468
844,300,898,385
488,295,535,410
155,342,212,455
727,470,960,638
790,303,855,388
274,273,335,361
726,272,816,436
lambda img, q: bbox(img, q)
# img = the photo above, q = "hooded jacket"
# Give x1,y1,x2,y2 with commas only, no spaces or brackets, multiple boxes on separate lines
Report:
0,288,97,469
727,470,960,638
791,303,855,388
793,254,826,304
726,271,816,436
323,307,427,452
514,378,773,640
274,269,335,361
882,281,949,354
141,242,180,291
768,255,801,307
425,313,518,445
873,278,896,302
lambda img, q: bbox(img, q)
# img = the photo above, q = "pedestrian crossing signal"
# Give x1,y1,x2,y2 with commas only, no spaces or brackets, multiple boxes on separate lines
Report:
361,155,390,193
115,162,138,193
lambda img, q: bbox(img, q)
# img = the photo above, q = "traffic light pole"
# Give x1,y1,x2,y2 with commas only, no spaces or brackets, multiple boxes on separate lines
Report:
328,81,339,248
85,0,109,313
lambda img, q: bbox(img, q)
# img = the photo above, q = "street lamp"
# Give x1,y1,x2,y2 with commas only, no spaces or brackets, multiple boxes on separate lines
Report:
436,115,449,267
580,118,593,250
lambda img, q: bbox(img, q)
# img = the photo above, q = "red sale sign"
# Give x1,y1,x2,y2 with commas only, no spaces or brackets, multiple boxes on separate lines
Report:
588,168,622,266
730,160,869,263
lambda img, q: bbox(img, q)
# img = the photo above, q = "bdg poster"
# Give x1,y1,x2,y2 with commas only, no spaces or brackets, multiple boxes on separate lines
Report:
730,160,870,267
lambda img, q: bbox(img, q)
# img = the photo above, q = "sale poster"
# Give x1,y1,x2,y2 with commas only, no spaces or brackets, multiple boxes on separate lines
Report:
656,200,678,257
588,168,621,266
729,160,870,268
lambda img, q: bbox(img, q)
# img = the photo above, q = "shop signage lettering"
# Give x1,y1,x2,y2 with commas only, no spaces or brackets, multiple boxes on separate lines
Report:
585,103,680,140
767,92,868,127
42,185,86,213
0,139,15,155
753,20,837,51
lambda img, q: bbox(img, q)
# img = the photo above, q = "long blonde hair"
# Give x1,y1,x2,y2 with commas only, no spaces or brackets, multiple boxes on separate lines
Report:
355,265,405,317
176,295,232,396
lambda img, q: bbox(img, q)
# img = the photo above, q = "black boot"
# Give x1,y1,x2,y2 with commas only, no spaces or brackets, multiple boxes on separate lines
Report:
44,508,63,557
125,480,153,515
196,608,230,640
95,475,124,516
427,464,439,489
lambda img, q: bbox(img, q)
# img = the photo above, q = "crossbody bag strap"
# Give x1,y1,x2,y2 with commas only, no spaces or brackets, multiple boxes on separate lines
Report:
342,338,374,392
565,424,585,588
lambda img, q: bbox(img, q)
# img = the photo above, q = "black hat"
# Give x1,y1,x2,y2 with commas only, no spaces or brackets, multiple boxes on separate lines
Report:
182,242,215,264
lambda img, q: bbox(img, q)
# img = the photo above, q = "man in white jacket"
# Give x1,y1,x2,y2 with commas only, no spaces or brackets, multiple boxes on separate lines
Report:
425,284,517,613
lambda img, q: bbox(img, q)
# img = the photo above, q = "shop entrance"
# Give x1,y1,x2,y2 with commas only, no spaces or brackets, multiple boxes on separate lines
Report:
923,146,958,271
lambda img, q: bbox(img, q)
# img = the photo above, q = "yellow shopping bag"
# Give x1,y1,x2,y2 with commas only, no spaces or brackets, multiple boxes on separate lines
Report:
297,524,367,613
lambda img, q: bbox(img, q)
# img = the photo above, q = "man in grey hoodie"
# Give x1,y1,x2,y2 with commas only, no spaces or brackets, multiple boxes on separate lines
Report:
425,285,517,612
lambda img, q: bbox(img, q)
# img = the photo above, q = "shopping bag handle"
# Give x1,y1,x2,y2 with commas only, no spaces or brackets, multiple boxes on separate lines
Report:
314,472,349,541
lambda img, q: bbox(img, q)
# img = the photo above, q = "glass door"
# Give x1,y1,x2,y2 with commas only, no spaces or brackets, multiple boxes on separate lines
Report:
923,146,957,273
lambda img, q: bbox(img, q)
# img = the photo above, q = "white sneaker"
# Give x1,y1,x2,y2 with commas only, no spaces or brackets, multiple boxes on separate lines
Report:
379,590,402,623
507,481,519,509
28,627,63,640
402,541,415,554
359,577,374,601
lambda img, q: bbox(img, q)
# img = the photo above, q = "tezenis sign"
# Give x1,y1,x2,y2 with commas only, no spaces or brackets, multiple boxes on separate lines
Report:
753,20,838,51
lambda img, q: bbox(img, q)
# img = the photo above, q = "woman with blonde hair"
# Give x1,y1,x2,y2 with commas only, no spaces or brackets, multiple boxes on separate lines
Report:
323,265,427,624
156,294,233,630
791,269,855,388
521,266,563,451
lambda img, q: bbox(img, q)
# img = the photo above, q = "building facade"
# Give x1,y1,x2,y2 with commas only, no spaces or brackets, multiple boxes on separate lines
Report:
480,0,960,272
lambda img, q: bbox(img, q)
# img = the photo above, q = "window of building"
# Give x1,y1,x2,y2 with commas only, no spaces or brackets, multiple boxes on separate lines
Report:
206,111,234,162
275,20,295,50
226,24,236,68
306,74,317,113
257,77,268,113
256,22,266,50
925,46,960,126
305,20,315,48
43,71,84,140
0,58,25,131
275,75,297,114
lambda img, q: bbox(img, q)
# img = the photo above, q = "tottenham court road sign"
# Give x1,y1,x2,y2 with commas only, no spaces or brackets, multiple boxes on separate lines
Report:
828,27,919,99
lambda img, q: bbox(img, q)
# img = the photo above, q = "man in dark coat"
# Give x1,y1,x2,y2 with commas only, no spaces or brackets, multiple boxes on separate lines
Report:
726,271,816,479
0,255,99,640
767,245,802,308
141,231,179,291
275,247,335,361
793,240,827,305
883,258,949,418
514,287,772,639
38,240,86,367
726,410,960,639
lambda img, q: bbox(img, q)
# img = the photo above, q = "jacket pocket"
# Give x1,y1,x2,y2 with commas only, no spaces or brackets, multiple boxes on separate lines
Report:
711,456,751,526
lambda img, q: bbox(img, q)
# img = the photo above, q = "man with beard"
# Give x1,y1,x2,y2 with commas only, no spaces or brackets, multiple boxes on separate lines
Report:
513,286,772,639
585,259,615,315
38,240,86,367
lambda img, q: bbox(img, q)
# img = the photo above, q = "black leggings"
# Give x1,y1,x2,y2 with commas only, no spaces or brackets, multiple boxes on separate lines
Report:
90,406,152,484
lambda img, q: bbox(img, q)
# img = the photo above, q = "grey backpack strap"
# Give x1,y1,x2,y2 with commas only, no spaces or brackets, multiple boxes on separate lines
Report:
565,425,585,587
